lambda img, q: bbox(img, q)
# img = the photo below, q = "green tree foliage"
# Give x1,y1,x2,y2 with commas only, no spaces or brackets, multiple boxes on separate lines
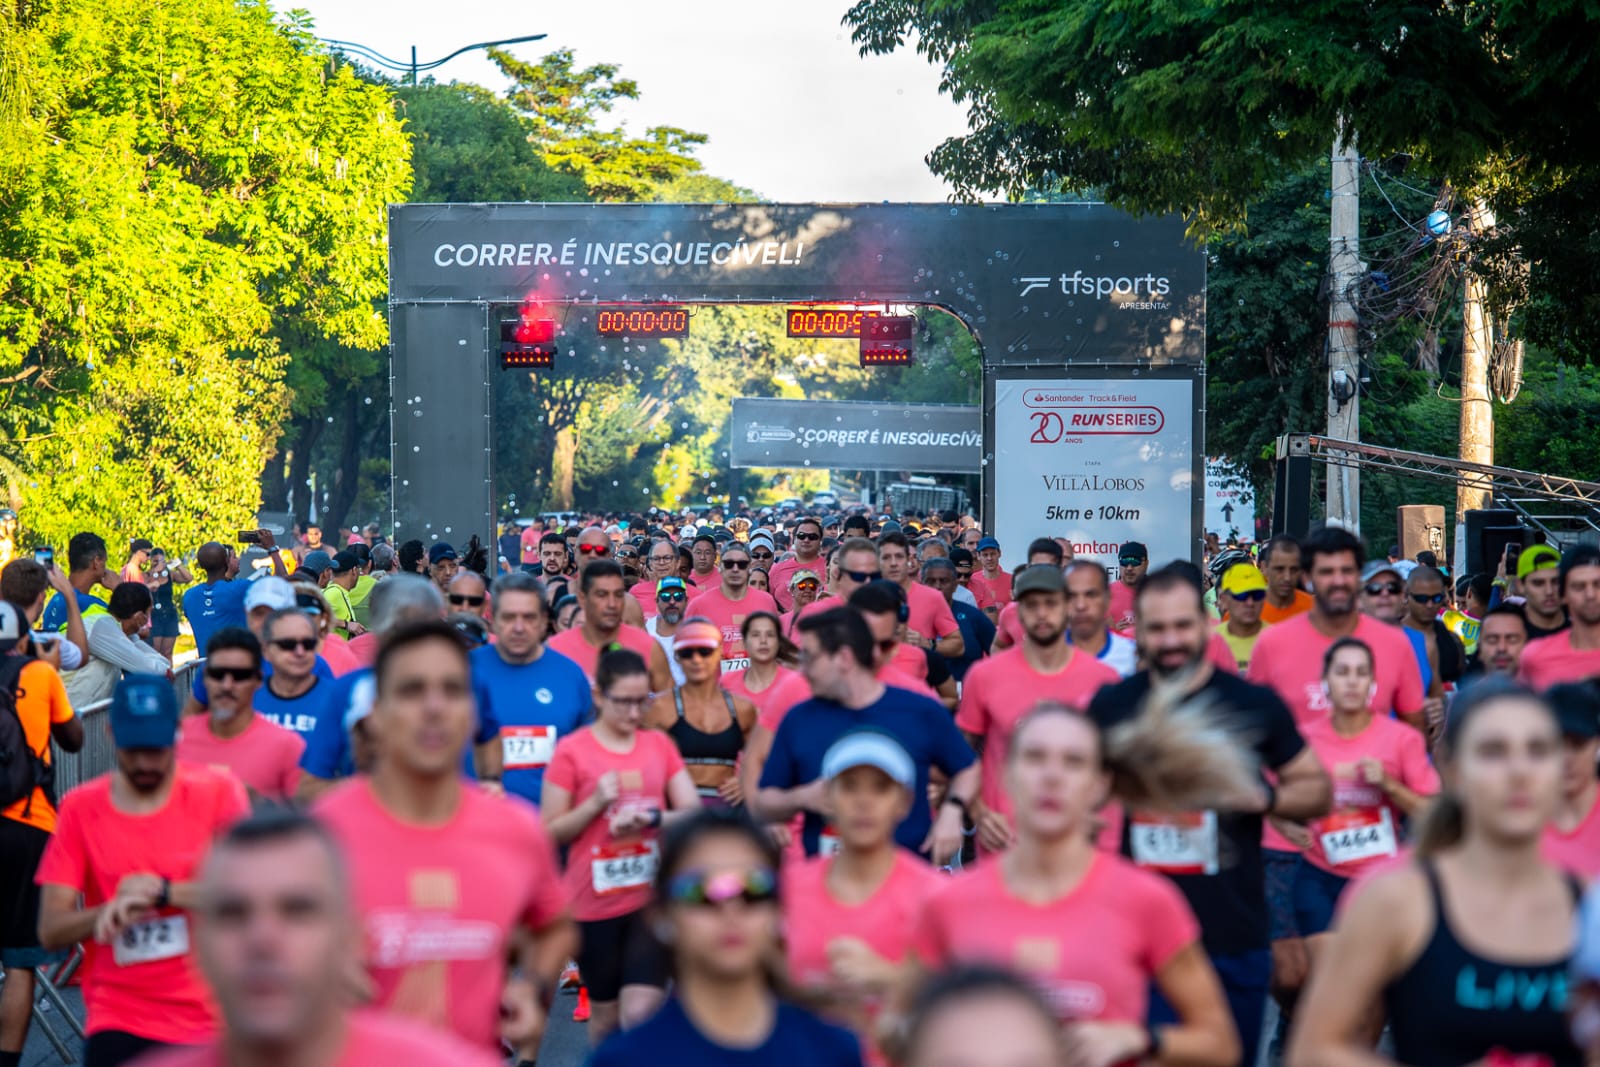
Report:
490,47,714,202
0,0,408,553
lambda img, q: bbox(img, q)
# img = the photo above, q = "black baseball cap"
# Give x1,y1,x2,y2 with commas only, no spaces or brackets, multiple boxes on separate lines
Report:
1118,541,1148,562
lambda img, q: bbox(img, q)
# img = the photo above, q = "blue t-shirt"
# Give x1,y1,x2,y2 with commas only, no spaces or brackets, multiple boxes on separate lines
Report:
193,655,334,707
590,997,862,1067
40,588,107,632
299,666,498,781
182,580,251,655
251,675,335,740
946,599,997,681
759,686,975,857
469,643,593,805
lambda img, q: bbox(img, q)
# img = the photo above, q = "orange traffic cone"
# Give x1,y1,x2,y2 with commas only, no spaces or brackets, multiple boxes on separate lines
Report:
573,986,591,1023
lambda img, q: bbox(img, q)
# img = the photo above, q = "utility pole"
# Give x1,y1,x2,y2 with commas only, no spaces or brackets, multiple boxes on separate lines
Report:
1457,201,1496,516
1326,123,1362,531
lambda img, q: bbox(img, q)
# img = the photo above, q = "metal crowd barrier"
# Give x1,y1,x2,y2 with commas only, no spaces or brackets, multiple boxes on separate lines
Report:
48,659,203,793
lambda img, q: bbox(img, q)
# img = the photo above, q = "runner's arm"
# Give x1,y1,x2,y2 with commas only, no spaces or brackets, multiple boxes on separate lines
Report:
1129,942,1240,1067
45,566,89,662
296,774,338,803
474,735,503,784
739,723,774,818
1288,869,1422,1067
662,769,703,825
751,779,827,823
1269,747,1332,822
647,642,674,694
37,884,102,950
50,714,84,754
538,782,606,845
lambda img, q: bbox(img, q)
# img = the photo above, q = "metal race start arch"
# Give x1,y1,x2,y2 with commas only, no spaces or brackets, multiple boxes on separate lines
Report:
387,202,1207,569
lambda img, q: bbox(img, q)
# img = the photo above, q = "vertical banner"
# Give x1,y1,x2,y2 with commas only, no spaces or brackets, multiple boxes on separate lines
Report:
1205,458,1257,541
991,374,1201,576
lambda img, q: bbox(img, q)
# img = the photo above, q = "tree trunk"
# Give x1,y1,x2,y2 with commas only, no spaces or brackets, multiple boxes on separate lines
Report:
284,416,322,523
551,425,576,510
318,391,363,539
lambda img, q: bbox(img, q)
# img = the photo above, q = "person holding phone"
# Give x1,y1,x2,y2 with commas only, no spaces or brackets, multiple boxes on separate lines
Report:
141,549,191,662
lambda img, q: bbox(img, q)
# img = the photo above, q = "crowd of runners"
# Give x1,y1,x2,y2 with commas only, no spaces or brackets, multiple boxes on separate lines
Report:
2,502,1600,1067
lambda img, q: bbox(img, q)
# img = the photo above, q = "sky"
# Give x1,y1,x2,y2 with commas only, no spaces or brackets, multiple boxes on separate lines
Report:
293,0,971,202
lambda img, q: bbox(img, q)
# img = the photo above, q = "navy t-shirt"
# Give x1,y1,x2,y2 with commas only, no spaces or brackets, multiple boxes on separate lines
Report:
469,643,593,805
182,580,251,654
299,667,498,781
251,675,335,740
40,588,107,632
946,599,996,681
759,686,975,856
590,997,862,1067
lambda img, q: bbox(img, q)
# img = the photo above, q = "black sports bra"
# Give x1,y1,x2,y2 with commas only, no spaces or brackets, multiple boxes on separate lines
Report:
667,688,744,797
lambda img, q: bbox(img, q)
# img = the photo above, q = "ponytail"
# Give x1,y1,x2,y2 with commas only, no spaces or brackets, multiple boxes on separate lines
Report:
1101,682,1263,810
1412,790,1466,858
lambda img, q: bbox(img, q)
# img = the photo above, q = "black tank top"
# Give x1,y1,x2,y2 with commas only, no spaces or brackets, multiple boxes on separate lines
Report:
1384,862,1582,1067
667,688,744,798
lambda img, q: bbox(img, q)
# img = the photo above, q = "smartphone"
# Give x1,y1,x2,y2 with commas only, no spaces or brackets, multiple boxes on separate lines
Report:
1504,542,1522,572
34,546,54,569
238,530,262,544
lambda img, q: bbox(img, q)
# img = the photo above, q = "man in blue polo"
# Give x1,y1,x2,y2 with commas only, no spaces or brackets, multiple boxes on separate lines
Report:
183,531,285,655
40,532,116,633
754,606,978,863
469,572,591,807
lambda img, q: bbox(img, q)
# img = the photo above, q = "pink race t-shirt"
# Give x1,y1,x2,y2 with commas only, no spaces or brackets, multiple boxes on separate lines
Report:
321,634,364,675
957,648,1120,827
314,780,569,1049
995,602,1022,649
1543,793,1600,878
904,581,959,643
914,853,1199,1026
783,850,944,1067
1517,633,1600,691
177,713,304,801
36,767,249,1043
546,624,657,683
688,586,780,670
721,665,799,717
628,580,662,619
1248,613,1425,726
543,728,687,921
132,1010,507,1067
1299,715,1439,876
1109,581,1139,630
1205,631,1240,676
969,569,1013,609
769,556,828,611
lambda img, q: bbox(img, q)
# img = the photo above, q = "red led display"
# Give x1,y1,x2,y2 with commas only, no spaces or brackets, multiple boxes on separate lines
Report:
500,319,558,368
785,308,869,338
859,315,916,366
595,308,689,337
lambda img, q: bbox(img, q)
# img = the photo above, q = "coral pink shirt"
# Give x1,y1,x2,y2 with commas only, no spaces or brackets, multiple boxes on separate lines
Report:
969,569,1012,609
1543,791,1600,878
133,1010,507,1067
546,624,657,683
957,648,1119,828
688,585,780,670
1299,715,1439,876
756,667,940,734
769,556,827,611
1109,581,1138,631
784,850,944,1067
914,853,1199,1027
36,767,249,1043
721,665,799,716
1248,613,1425,726
543,728,686,921
314,780,568,1049
904,581,959,643
1518,632,1600,691
177,713,304,801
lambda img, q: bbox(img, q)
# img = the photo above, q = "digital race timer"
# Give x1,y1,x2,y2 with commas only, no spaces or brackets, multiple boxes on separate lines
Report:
786,308,868,338
595,308,689,338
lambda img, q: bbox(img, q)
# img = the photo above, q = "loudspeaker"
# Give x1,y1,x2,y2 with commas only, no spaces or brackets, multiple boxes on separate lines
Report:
1460,509,1525,576
1396,505,1446,562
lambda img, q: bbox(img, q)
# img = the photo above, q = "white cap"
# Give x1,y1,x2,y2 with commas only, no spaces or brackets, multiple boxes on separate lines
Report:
0,600,23,651
821,730,915,789
679,524,697,539
244,576,296,613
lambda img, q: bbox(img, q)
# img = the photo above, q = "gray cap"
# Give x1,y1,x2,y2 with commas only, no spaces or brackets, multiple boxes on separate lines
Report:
1360,560,1403,585
1013,564,1066,597
299,549,334,575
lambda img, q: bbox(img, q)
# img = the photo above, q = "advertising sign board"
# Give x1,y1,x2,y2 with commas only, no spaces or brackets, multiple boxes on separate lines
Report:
729,398,980,473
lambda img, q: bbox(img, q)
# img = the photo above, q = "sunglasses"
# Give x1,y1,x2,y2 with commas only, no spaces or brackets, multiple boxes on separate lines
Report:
722,559,750,570
1411,592,1446,605
1228,589,1267,603
794,581,820,591
1364,581,1403,596
843,568,881,583
206,666,258,682
794,532,821,542
1118,557,1144,567
270,637,317,653
616,551,638,561
751,551,773,560
658,591,687,603
665,867,779,908
676,646,717,660
578,544,610,556
448,594,486,607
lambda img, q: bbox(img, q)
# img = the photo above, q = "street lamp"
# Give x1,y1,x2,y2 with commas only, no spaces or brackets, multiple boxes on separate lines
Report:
317,33,548,84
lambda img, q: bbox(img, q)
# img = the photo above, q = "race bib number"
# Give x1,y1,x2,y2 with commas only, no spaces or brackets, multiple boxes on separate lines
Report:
818,827,841,857
1318,808,1397,867
502,726,557,770
721,657,750,674
113,915,189,966
592,842,659,895
1129,810,1219,875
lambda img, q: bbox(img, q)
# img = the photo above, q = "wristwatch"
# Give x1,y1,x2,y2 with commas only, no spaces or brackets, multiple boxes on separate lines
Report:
155,878,172,909
942,795,971,819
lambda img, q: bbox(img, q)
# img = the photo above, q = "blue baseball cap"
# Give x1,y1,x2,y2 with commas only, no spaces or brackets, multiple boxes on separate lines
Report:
299,549,333,576
656,577,688,597
976,537,1001,552
110,674,179,750
821,730,915,789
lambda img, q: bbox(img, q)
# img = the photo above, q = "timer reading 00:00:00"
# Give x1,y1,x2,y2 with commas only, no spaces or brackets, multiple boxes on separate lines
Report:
594,308,690,338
